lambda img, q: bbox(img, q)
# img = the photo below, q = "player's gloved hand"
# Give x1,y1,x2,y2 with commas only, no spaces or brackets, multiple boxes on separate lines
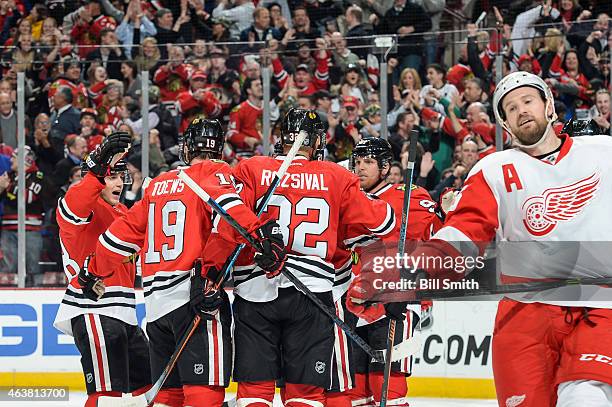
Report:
384,302,408,321
78,255,106,301
254,220,287,278
189,261,224,319
345,297,386,323
85,131,131,180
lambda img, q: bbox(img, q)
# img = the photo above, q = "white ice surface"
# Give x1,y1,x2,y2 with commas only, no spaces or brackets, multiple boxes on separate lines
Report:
0,392,499,406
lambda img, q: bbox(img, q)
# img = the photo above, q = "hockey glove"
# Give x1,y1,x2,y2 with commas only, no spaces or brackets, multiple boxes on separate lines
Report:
254,220,287,278
85,131,131,180
78,255,106,301
384,302,408,321
189,261,224,319
345,297,386,323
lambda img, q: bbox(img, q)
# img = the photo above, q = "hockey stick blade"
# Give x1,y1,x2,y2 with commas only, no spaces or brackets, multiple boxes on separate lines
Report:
371,335,423,363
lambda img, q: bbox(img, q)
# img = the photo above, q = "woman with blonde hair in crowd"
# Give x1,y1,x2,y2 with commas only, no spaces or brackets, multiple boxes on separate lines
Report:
93,80,125,131
135,37,162,76
398,67,422,94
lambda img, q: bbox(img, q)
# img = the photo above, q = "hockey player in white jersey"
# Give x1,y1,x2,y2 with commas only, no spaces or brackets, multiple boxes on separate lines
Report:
351,72,612,407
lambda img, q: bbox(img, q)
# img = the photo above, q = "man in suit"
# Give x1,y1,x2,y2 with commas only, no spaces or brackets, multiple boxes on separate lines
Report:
85,28,126,80
50,87,81,156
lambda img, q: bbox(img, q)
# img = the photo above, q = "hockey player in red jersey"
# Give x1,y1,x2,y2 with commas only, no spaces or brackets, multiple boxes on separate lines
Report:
381,72,612,407
53,132,151,407
225,108,396,407
345,137,441,407
82,118,284,407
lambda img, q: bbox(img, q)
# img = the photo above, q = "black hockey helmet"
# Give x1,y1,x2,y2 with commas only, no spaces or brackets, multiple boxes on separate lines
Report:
351,137,393,170
180,118,224,163
280,108,326,159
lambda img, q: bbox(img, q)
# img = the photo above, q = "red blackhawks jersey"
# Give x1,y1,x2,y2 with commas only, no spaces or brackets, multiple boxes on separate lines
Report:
177,89,223,134
226,100,262,155
332,183,441,301
48,78,88,110
90,161,261,322
420,133,612,307
53,173,136,336
227,155,396,302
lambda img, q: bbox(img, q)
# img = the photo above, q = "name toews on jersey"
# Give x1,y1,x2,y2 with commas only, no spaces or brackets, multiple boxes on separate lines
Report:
92,161,260,322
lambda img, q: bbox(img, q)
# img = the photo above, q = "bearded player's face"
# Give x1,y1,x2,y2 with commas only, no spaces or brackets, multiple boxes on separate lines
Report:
354,157,383,190
501,86,550,146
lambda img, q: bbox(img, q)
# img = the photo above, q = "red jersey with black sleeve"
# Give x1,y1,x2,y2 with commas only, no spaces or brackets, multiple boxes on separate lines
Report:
53,173,136,336
90,160,261,322
228,155,396,302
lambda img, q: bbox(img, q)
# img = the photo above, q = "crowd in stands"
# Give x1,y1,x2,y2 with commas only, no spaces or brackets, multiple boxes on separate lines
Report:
0,0,609,286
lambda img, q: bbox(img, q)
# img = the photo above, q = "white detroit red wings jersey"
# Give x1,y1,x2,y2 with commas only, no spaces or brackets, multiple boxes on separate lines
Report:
436,134,612,306
90,161,261,322
228,155,396,302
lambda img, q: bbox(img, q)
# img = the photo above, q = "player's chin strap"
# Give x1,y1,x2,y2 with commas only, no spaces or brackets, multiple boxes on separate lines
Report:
508,99,557,150
364,177,388,194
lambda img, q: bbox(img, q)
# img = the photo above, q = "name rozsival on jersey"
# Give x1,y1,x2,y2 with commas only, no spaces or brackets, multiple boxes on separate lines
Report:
260,169,329,191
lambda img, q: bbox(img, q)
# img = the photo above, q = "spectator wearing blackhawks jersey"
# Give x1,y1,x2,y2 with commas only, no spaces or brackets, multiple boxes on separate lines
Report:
270,36,330,97
177,70,222,134
0,146,53,285
85,119,285,407
373,72,612,407
48,59,88,110
153,45,191,104
68,0,117,59
226,77,263,157
345,137,441,407
53,132,151,407
221,109,396,407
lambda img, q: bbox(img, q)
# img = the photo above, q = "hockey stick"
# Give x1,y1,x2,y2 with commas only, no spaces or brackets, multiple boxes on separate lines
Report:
414,277,612,300
380,129,419,407
216,129,309,287
97,314,202,407
177,170,418,364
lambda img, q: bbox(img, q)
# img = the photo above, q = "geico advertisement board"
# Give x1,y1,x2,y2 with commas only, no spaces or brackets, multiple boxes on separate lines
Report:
0,289,497,379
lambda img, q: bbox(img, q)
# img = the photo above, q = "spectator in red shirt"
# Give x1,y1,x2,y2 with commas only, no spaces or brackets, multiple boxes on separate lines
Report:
69,0,116,58
270,37,329,96
226,77,263,157
79,108,104,152
48,59,88,110
177,70,223,134
153,45,191,103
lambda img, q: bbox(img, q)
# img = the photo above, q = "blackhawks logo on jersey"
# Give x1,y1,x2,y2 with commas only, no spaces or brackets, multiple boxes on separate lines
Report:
396,184,417,191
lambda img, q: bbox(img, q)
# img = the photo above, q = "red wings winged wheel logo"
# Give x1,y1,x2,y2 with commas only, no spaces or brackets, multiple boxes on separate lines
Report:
521,173,600,237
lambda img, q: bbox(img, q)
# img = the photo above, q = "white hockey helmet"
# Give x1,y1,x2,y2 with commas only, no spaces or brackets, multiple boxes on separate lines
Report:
492,71,557,148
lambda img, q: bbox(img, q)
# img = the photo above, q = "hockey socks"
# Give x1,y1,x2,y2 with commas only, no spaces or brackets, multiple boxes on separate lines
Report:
153,387,184,407
183,384,224,407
